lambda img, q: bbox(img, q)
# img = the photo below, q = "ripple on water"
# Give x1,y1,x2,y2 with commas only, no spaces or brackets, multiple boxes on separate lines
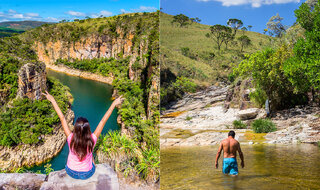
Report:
161,144,320,190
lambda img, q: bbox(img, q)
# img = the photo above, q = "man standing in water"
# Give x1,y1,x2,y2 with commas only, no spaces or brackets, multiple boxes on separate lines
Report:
215,130,244,175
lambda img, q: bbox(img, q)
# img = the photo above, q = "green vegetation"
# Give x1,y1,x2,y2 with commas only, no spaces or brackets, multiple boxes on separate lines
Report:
0,34,71,147
44,163,54,175
0,77,70,146
232,120,247,129
0,21,52,30
0,27,24,38
23,12,159,46
55,57,129,78
251,119,277,133
160,12,274,106
35,12,160,182
161,76,196,105
100,131,159,181
234,0,320,110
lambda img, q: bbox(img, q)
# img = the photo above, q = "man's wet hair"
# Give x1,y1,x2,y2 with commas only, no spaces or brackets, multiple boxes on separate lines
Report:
228,130,235,138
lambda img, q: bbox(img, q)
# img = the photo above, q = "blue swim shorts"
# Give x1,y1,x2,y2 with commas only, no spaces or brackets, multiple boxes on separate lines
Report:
222,157,238,175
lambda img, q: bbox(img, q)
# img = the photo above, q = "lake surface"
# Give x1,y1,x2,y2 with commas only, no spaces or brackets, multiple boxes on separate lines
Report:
31,69,119,172
161,144,320,190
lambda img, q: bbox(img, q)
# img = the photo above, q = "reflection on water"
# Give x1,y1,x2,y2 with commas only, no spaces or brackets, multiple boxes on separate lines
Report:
161,144,320,190
30,69,119,172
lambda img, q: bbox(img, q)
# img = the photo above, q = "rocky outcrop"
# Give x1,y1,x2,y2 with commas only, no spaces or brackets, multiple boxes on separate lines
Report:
35,33,135,64
41,164,119,190
237,108,260,120
224,79,255,110
161,84,320,147
34,31,149,82
0,172,46,189
265,106,320,144
0,164,119,190
163,84,228,113
0,109,74,171
161,84,246,147
17,62,47,100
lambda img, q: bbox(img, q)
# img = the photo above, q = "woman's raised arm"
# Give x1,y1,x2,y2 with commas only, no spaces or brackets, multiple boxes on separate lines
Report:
42,91,71,137
94,96,123,139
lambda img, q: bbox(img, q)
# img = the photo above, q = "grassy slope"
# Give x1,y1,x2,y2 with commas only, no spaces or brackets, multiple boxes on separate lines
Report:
160,12,274,86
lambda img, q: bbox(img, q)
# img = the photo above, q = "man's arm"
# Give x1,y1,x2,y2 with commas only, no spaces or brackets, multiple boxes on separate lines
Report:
215,142,223,169
238,143,244,168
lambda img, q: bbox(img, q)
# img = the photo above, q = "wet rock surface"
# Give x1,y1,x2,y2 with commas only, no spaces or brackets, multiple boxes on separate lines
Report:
161,85,320,148
161,85,250,147
266,106,320,144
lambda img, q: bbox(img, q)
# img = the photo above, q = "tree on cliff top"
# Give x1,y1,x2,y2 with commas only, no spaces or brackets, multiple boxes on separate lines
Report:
206,24,232,51
227,18,243,36
171,14,190,27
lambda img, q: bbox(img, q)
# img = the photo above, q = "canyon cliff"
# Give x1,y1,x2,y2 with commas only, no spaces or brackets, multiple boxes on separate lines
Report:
17,62,47,100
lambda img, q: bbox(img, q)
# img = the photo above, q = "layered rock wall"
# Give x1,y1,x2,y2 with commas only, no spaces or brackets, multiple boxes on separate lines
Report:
17,62,47,100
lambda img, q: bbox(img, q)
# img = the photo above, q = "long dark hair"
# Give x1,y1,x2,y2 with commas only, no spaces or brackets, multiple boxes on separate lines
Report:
70,117,94,161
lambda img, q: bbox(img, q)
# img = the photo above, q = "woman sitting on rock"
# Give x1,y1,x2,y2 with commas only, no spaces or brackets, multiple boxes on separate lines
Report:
42,90,122,180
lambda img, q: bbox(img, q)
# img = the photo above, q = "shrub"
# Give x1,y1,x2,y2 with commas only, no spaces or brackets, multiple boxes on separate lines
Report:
232,120,247,129
135,147,160,182
44,163,54,175
251,119,277,133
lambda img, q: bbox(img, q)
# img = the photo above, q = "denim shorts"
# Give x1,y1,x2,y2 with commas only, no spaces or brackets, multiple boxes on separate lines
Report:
65,163,96,180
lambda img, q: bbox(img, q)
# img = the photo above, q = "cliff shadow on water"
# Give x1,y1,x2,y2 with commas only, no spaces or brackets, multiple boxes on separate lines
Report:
31,69,120,172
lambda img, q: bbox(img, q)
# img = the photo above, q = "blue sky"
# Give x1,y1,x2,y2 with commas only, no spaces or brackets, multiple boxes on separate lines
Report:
0,0,159,22
161,0,305,33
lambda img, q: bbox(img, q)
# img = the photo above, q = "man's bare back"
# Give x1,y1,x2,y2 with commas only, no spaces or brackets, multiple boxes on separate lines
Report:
215,131,244,175
221,137,240,158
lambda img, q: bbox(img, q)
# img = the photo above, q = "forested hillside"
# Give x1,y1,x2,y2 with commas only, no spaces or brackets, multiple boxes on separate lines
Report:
20,12,160,182
160,12,275,106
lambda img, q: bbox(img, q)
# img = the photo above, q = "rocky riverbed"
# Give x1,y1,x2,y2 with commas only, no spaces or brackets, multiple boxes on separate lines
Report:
160,85,320,147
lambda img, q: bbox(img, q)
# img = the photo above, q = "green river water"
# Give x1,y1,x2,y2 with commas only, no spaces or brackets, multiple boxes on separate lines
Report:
161,144,320,190
31,69,119,172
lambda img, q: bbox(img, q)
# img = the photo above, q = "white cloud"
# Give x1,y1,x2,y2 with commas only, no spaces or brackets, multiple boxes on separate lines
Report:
90,10,113,18
66,11,86,17
0,10,42,20
11,14,24,19
120,9,129,14
100,10,112,16
25,13,39,17
8,9,16,13
196,0,300,7
132,6,158,12
45,17,59,22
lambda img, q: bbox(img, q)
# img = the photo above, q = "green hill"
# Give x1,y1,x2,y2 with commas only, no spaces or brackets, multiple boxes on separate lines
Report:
0,21,52,30
160,12,274,86
0,27,24,38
